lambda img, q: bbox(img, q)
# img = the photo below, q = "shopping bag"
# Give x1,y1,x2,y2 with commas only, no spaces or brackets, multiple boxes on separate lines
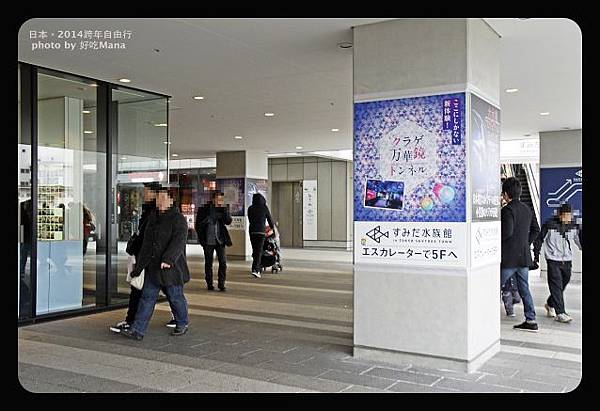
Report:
126,255,145,290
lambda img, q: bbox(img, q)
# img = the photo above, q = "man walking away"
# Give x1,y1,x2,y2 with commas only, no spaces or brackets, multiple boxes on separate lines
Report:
247,193,275,278
501,177,540,332
533,203,582,323
195,192,233,291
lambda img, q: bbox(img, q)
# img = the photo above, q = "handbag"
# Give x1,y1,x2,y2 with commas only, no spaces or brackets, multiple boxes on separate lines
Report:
126,255,145,290
126,232,142,256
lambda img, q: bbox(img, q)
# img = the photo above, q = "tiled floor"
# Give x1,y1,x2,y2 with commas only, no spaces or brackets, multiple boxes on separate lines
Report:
18,247,581,393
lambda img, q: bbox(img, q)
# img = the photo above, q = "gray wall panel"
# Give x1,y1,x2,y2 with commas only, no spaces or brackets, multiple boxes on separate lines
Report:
317,161,332,240
331,161,348,241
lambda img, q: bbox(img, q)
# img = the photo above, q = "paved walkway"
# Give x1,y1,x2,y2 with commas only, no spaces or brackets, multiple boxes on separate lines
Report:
18,247,581,393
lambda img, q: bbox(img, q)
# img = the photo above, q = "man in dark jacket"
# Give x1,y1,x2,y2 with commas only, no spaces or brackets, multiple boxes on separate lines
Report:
121,187,190,340
195,192,232,291
533,203,582,323
110,182,178,333
501,177,540,332
247,193,275,278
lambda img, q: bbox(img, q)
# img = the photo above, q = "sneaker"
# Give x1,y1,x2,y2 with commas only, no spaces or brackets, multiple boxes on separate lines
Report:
120,328,143,340
207,284,215,291
171,326,188,336
218,286,226,292
166,318,177,328
513,321,538,332
252,271,261,278
506,311,516,317
109,321,130,333
555,313,572,323
545,303,556,318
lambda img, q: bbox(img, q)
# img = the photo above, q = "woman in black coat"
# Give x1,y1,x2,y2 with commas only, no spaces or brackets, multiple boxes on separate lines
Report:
247,193,274,278
121,187,190,340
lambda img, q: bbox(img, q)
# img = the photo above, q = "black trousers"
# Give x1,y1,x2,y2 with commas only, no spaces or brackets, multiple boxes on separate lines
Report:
546,259,572,315
126,285,174,325
250,234,266,273
203,244,227,287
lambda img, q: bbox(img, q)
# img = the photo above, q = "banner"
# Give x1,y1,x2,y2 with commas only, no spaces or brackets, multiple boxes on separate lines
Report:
540,167,582,224
302,180,318,240
470,94,501,221
354,93,467,266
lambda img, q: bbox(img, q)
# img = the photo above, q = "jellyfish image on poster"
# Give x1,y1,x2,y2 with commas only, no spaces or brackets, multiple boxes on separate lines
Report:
433,183,456,204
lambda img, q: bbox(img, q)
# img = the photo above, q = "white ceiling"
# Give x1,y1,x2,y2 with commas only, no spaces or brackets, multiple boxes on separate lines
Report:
19,18,581,158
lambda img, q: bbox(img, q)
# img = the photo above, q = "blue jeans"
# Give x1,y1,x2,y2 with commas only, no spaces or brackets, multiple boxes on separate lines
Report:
501,267,536,322
131,276,189,336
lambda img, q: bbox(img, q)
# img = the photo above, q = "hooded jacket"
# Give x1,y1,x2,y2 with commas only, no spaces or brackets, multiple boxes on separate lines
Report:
533,216,582,262
247,193,274,235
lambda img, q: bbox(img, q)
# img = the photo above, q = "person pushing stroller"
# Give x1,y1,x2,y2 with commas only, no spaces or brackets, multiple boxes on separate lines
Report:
247,193,275,278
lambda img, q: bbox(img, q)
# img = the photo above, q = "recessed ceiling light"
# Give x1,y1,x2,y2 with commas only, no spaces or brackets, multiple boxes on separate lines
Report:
524,134,532,137
296,146,303,150
193,96,204,100
540,112,550,116
562,127,571,130
264,112,275,117
82,110,91,114
89,84,98,87
337,42,353,49
83,130,93,134
331,128,339,132
234,136,243,140
163,141,172,145
172,154,179,157
154,123,168,127
121,157,127,160
505,88,519,93
118,78,131,83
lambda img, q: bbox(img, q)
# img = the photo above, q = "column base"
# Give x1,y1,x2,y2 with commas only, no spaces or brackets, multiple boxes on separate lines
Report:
353,340,500,374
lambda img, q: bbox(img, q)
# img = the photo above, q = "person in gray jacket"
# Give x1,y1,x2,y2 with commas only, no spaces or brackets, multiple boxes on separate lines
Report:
533,203,582,323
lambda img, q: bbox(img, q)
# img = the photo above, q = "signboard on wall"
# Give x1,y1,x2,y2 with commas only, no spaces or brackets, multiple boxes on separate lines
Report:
540,167,582,224
353,93,467,266
216,178,245,217
470,221,501,267
246,178,269,210
302,180,318,240
470,94,501,222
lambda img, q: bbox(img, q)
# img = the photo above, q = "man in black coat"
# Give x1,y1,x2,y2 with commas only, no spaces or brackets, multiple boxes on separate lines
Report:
121,187,190,340
110,182,178,333
500,177,540,332
195,192,232,291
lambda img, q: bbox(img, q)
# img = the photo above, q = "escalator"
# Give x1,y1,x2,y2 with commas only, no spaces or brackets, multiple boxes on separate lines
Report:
501,163,540,225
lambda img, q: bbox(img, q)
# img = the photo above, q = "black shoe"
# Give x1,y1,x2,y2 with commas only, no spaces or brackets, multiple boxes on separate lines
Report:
171,326,188,336
121,328,143,340
218,285,226,292
166,319,177,328
207,284,215,291
513,321,538,332
109,321,130,333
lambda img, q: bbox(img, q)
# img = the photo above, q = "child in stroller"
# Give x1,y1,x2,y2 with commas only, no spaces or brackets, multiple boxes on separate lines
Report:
260,225,283,273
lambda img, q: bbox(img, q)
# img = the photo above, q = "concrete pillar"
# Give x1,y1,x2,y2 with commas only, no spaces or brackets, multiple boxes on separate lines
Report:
539,129,582,277
216,150,269,258
352,18,501,373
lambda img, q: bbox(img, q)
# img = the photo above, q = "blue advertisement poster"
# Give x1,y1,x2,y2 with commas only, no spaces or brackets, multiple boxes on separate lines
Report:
470,94,501,221
354,93,467,223
540,167,582,224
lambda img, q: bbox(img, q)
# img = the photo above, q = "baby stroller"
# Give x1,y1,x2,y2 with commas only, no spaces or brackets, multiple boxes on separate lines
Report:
260,226,283,273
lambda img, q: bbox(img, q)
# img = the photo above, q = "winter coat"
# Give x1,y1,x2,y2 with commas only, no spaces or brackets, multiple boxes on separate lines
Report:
130,206,190,287
195,203,233,247
247,193,274,235
501,199,540,268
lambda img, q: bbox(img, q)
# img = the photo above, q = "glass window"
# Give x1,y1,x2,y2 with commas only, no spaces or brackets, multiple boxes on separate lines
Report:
36,70,104,314
111,87,168,302
18,65,33,319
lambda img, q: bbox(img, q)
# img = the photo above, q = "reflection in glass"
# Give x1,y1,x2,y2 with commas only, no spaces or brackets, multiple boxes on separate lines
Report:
111,87,168,302
36,70,104,314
